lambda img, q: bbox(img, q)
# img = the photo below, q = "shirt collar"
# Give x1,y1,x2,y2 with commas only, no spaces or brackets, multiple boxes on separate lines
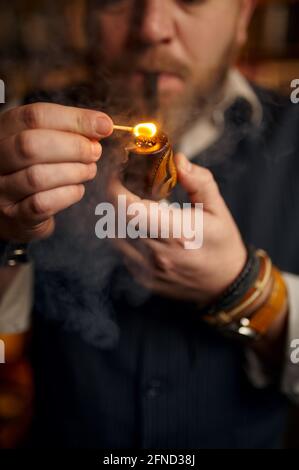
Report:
177,69,263,160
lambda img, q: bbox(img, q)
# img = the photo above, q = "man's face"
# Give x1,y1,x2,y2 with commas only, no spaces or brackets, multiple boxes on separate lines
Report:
88,0,254,133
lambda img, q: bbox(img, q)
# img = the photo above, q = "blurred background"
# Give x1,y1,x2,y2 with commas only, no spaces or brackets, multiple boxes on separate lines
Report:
0,0,299,449
0,0,299,106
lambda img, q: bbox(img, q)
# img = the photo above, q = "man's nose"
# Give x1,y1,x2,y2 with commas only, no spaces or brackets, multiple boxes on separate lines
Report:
136,0,175,46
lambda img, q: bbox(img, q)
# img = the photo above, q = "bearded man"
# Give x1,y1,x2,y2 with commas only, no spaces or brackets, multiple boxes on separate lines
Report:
0,0,299,448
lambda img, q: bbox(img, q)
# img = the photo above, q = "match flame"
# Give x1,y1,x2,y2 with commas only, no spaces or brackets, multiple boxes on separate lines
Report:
133,123,157,139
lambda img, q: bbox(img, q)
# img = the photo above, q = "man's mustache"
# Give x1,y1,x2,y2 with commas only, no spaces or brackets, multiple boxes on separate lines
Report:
109,53,191,80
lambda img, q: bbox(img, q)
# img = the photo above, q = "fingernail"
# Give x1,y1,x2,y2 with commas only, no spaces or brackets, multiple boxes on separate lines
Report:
96,117,112,136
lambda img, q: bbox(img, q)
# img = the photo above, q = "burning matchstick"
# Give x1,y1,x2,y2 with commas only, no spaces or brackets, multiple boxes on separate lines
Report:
113,123,158,139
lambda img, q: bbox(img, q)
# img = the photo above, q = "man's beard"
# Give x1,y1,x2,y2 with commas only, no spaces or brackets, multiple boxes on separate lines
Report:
89,43,235,144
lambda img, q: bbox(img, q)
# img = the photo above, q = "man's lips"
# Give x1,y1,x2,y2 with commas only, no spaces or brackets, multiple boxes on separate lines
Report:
130,71,185,93
158,73,185,92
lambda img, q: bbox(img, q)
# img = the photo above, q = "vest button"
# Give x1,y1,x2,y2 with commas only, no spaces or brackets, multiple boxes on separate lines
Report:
145,379,162,398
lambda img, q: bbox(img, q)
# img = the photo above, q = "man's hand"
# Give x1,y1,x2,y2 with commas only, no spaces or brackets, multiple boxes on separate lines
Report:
0,103,113,242
109,153,247,306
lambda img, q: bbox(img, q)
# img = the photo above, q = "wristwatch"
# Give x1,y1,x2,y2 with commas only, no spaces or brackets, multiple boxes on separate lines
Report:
0,240,30,267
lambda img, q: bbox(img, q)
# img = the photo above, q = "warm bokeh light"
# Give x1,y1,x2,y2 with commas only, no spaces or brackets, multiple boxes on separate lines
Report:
133,123,157,139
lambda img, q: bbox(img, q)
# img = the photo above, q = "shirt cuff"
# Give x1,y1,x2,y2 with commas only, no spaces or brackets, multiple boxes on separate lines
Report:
281,272,299,403
0,263,33,334
244,272,299,403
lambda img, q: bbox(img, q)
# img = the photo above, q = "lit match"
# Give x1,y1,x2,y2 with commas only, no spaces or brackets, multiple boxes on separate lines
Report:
113,123,158,139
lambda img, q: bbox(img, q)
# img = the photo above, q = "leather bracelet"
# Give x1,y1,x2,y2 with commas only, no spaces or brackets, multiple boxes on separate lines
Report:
243,267,288,336
203,250,272,327
202,251,288,341
224,267,287,340
200,245,260,317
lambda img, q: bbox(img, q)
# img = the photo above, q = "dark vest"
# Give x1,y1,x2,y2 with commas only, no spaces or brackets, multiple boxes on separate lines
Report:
27,86,299,448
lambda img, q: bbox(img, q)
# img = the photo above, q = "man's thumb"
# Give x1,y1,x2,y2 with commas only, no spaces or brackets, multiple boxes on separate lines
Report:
175,153,224,213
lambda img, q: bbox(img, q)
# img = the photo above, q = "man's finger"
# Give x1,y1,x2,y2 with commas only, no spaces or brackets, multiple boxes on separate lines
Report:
0,103,113,140
175,153,226,214
3,184,85,225
0,130,102,174
106,174,186,241
0,162,97,202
